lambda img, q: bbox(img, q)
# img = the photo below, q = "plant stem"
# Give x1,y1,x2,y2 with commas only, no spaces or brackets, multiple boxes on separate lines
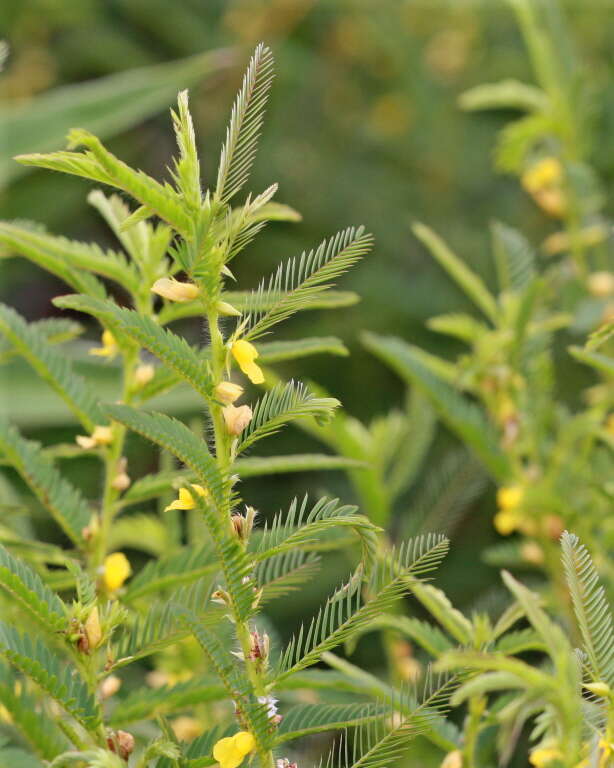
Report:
206,307,274,768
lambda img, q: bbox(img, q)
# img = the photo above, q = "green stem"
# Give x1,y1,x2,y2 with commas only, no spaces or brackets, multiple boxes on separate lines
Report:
206,306,274,768
462,695,485,768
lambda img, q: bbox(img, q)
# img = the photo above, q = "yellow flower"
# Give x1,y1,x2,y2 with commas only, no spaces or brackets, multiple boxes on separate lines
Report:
76,425,114,450
103,552,131,592
522,158,563,193
231,339,264,384
89,329,118,358
497,485,523,511
215,381,244,405
529,746,564,767
223,404,253,435
213,732,255,768
165,484,208,512
151,277,200,302
494,511,520,536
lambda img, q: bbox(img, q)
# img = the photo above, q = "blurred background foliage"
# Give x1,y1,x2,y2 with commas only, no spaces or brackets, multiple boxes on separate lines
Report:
1,0,612,716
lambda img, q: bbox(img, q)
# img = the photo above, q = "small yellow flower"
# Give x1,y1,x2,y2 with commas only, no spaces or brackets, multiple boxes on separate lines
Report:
103,552,131,592
172,716,203,742
89,329,118,358
151,277,200,302
522,158,563,194
231,339,264,384
76,425,114,450
497,485,523,511
165,484,208,512
529,746,564,767
215,381,244,404
494,511,520,536
223,404,253,435
213,732,255,768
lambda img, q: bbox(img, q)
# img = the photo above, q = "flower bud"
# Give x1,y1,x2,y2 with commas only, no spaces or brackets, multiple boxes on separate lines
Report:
543,514,564,540
108,730,135,760
584,681,611,698
100,675,122,699
223,404,253,435
441,750,462,768
521,541,544,565
151,277,200,302
587,271,614,298
111,457,131,491
76,425,113,450
215,381,244,404
84,606,102,650
172,716,202,742
217,300,242,317
134,363,155,387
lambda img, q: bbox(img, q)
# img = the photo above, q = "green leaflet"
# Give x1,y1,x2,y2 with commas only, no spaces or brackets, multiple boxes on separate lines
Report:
0,317,83,362
0,221,107,298
0,666,68,759
215,43,275,204
274,534,449,684
109,676,225,727
412,222,498,323
0,622,100,728
254,496,380,588
0,303,105,431
276,702,384,744
242,226,374,341
0,543,66,632
54,294,214,402
236,380,340,454
0,224,139,292
362,332,510,480
0,420,90,545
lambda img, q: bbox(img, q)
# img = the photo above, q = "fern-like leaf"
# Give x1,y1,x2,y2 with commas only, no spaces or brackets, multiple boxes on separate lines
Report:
55,294,214,402
215,44,275,203
0,420,90,545
0,622,100,728
237,381,339,454
561,531,614,686
0,543,66,631
0,303,105,430
0,221,107,298
274,534,449,684
242,226,373,340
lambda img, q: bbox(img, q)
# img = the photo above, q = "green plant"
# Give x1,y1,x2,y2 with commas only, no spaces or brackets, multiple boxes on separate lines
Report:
0,45,461,768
